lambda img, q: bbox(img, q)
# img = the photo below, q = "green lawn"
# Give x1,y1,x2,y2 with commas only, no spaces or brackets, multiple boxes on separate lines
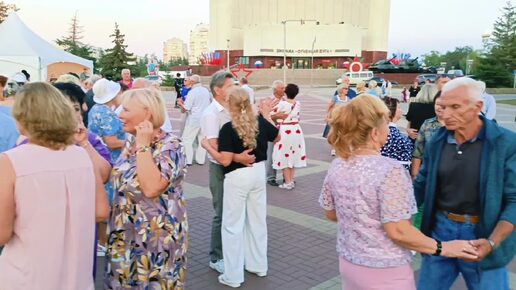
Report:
496,99,516,106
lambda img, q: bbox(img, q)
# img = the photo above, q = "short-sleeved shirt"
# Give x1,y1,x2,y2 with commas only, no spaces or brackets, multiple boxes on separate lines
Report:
413,117,443,159
218,115,279,174
333,88,357,100
319,155,417,268
0,110,19,153
200,99,231,164
88,104,125,162
184,84,212,127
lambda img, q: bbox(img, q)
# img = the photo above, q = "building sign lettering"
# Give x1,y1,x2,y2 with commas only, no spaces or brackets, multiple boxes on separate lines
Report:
259,48,350,54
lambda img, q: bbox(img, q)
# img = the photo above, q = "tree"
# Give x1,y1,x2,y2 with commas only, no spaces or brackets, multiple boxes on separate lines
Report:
97,23,136,80
422,51,442,68
0,1,17,23
475,1,516,87
55,13,94,61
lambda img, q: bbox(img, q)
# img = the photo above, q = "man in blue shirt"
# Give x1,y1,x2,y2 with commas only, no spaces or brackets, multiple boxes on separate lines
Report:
414,77,516,290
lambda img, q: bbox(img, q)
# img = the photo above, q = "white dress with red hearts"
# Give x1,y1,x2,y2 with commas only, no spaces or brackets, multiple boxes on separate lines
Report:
272,100,307,170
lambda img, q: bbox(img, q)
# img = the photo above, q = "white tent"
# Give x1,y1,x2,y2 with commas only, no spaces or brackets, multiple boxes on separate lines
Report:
0,13,93,82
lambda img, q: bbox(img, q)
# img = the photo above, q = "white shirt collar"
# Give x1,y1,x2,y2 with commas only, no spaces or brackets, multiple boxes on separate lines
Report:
213,99,225,112
389,122,398,127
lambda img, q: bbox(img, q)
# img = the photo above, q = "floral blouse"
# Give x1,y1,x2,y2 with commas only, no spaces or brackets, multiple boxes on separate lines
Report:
104,132,188,289
319,155,417,268
88,104,125,162
413,117,443,159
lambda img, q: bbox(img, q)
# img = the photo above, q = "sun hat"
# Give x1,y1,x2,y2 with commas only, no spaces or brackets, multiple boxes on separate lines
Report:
93,78,121,104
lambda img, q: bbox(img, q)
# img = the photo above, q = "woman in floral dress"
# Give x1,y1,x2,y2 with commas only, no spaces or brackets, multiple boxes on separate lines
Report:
105,88,188,290
272,83,307,190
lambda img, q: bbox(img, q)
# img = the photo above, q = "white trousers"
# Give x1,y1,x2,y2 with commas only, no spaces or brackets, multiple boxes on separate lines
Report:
181,124,206,165
221,161,268,284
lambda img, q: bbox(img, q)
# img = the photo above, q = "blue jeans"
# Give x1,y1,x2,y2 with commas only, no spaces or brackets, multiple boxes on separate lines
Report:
417,211,509,290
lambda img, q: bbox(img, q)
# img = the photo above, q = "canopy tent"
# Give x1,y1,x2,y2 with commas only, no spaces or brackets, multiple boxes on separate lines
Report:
0,13,93,82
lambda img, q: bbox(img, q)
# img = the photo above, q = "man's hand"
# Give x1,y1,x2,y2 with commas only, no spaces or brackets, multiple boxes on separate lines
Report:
465,239,493,262
234,149,256,167
407,128,418,139
258,98,280,117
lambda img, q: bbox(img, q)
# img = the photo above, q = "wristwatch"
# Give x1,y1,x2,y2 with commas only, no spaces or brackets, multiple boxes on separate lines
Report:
433,239,442,256
487,238,497,250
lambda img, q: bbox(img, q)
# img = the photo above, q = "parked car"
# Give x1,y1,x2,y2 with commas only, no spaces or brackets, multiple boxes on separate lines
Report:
144,75,163,85
447,69,464,78
416,74,438,85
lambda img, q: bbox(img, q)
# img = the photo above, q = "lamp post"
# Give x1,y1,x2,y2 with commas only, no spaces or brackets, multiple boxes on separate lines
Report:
282,19,319,84
311,36,316,87
226,39,230,71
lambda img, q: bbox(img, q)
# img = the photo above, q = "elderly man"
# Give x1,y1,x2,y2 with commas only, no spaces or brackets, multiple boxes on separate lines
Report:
181,74,211,165
200,71,255,275
120,69,133,89
239,77,255,104
414,77,516,290
265,80,286,186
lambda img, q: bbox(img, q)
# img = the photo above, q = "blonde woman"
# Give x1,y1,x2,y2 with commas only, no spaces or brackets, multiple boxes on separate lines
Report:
202,87,280,288
105,88,188,289
0,82,109,289
319,94,478,290
355,81,367,96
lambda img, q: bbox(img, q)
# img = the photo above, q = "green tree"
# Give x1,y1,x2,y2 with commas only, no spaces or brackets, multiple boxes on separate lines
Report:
162,74,175,87
422,51,442,67
55,13,95,61
97,22,136,80
0,1,17,23
475,1,516,87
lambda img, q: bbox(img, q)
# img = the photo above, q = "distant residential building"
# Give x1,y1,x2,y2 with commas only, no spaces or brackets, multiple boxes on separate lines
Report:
163,37,188,63
189,23,209,65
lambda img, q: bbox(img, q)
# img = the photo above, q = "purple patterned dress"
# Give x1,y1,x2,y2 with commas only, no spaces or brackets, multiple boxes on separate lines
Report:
104,131,188,290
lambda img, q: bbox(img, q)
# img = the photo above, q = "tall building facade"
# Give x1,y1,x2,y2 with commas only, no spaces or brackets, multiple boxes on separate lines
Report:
189,23,209,65
163,38,188,63
209,0,391,68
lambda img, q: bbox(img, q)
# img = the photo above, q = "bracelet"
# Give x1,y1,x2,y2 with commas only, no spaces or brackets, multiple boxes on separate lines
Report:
80,141,90,148
433,239,442,256
136,146,151,154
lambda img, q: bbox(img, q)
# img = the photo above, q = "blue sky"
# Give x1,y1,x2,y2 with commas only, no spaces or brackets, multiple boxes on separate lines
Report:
10,0,513,58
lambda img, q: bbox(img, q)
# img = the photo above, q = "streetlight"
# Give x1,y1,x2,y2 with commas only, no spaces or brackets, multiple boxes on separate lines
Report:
226,39,230,71
311,36,316,87
281,19,319,83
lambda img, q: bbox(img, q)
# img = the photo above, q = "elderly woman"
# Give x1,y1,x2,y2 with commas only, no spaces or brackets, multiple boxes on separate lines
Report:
324,83,351,155
405,81,442,140
104,88,188,289
319,94,478,290
0,82,109,289
272,83,307,189
202,87,280,288
367,80,382,97
380,97,413,170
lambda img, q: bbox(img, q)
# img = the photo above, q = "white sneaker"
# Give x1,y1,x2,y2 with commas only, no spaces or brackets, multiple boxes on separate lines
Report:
331,149,336,156
218,275,241,288
278,182,294,190
247,270,267,277
209,260,225,274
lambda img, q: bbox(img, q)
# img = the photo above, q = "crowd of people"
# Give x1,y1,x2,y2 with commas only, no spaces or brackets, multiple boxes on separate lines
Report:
0,68,514,290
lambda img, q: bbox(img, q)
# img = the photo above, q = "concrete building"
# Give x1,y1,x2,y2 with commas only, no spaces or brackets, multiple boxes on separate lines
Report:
209,0,390,69
163,38,188,63
189,23,209,65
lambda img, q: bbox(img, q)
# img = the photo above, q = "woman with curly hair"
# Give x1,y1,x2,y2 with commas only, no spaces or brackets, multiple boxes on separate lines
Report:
202,87,280,288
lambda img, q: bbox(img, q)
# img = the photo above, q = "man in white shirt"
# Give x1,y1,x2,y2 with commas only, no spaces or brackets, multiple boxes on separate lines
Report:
239,77,255,104
181,74,211,165
479,81,497,120
266,80,287,186
200,71,256,275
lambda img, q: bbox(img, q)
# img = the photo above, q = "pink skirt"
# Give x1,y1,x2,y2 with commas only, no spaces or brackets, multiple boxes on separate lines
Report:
339,257,416,290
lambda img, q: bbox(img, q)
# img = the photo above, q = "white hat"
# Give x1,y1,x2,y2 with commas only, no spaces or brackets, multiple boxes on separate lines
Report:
93,79,121,104
12,73,27,83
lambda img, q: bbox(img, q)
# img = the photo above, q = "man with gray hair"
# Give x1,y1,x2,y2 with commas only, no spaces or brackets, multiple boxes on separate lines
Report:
181,74,211,165
265,80,286,186
83,74,102,127
200,71,255,274
414,77,516,289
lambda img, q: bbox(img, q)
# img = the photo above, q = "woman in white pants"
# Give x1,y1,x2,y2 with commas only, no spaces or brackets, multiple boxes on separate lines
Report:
202,87,280,288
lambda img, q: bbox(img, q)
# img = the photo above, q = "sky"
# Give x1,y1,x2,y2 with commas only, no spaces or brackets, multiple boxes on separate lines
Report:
9,0,513,59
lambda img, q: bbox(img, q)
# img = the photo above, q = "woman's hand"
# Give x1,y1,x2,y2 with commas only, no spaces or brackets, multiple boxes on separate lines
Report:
441,240,478,259
74,122,89,146
135,120,154,148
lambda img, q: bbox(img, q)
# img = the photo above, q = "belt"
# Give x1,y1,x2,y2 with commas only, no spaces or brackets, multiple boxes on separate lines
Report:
443,211,480,224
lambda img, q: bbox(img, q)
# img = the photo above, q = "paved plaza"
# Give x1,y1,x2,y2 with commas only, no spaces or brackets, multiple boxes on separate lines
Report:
95,87,516,290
